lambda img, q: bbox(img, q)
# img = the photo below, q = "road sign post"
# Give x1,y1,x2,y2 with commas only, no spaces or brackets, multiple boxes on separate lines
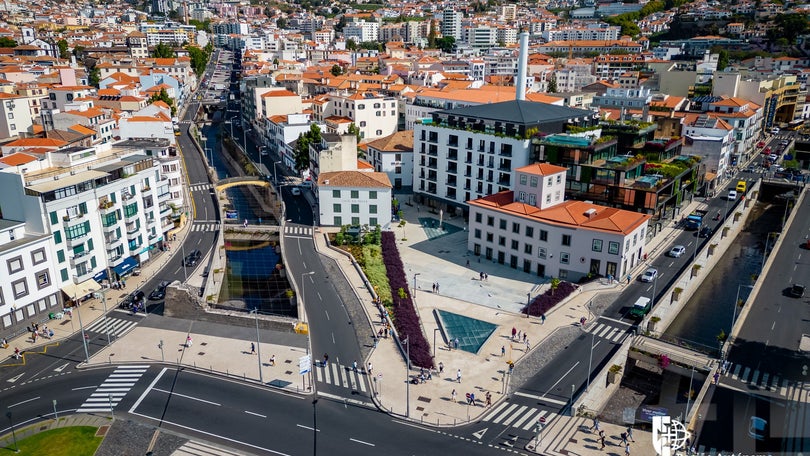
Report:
299,354,312,391
534,416,546,447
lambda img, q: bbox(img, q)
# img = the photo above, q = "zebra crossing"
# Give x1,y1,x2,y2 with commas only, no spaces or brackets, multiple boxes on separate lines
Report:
172,440,242,456
284,225,313,236
76,365,148,413
482,401,558,431
84,317,137,338
584,321,631,344
721,363,810,402
191,222,220,232
189,183,212,192
313,362,369,394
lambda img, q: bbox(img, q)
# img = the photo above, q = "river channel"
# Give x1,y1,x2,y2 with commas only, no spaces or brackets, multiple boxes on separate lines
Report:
664,199,787,351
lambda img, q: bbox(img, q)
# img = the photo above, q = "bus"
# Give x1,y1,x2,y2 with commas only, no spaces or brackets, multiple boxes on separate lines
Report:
787,119,805,131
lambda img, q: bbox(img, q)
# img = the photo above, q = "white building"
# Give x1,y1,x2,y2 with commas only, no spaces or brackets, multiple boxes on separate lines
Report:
118,110,176,145
681,114,734,185
0,93,35,140
412,99,597,212
324,91,398,141
590,72,652,109
0,218,63,339
441,10,463,41
467,163,650,281
0,142,176,291
343,21,380,43
317,170,392,227
364,130,413,191
266,113,326,173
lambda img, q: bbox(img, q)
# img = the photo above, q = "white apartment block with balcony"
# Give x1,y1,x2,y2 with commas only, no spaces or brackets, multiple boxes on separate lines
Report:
267,113,325,172
325,91,397,141
0,143,174,289
117,139,184,211
467,163,651,281
681,114,734,183
0,218,62,339
703,96,764,163
541,25,621,42
591,72,652,109
343,21,379,43
412,99,596,212
317,171,392,227
463,26,497,49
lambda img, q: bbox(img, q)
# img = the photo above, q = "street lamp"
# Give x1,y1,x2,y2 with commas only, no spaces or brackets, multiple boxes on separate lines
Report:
732,284,754,332
250,309,263,384
586,330,596,392
92,290,111,346
404,337,410,418
413,273,421,299
570,384,575,417
6,409,18,453
684,367,696,421
762,232,778,271
526,292,531,318
433,328,440,358
229,116,238,139
273,160,281,184
300,271,315,307
74,294,90,364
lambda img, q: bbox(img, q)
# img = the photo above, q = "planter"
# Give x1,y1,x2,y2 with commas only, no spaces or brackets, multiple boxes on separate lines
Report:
607,364,623,384
734,212,742,223
647,316,660,332
708,243,717,256
691,265,701,278
671,288,683,302
722,227,730,238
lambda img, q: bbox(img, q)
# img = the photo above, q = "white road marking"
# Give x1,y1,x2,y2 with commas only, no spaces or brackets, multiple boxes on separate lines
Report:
244,410,266,418
129,368,166,412
349,438,375,447
8,396,40,408
297,424,319,431
72,385,98,391
513,391,567,406
541,361,580,399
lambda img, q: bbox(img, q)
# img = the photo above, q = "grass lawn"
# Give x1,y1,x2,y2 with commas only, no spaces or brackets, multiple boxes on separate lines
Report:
1,427,103,456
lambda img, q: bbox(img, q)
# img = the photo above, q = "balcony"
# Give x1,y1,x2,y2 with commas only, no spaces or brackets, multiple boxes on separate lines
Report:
73,268,95,283
161,219,175,233
106,234,123,248
126,222,140,234
159,205,172,216
158,192,171,202
107,250,122,263
146,216,157,227
98,200,115,213
102,221,118,233
69,250,92,267
122,192,135,201
124,210,139,222
62,212,87,227
66,233,89,248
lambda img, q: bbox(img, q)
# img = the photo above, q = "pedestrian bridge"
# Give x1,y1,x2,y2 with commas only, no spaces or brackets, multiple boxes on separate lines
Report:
629,335,718,373
215,176,271,191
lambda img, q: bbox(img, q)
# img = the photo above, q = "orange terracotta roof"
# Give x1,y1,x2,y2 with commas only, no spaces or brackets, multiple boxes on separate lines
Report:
0,153,39,166
357,160,374,170
516,163,568,176
68,124,96,135
4,138,67,147
364,130,413,152
318,170,392,188
261,89,297,97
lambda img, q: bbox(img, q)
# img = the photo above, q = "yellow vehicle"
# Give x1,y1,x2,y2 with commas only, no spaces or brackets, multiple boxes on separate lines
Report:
736,180,747,193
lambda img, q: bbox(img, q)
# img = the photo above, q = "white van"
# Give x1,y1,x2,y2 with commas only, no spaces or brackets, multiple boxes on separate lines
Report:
771,127,780,134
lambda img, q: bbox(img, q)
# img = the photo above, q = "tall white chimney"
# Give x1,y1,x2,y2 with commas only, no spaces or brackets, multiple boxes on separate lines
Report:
515,31,529,101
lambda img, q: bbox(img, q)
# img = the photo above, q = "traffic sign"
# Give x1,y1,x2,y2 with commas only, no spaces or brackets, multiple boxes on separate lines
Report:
539,416,546,423
299,354,312,375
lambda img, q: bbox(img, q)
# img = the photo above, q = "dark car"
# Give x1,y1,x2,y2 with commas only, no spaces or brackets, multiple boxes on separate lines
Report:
184,249,201,267
149,281,171,300
790,284,805,298
121,290,145,308
698,226,713,238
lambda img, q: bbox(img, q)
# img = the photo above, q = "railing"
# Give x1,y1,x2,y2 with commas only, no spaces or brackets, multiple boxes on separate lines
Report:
66,233,89,247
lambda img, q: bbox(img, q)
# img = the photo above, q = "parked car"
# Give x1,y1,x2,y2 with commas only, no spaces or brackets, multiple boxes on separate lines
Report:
121,290,145,308
698,226,713,238
728,190,738,200
790,284,805,298
762,147,771,155
748,416,768,441
149,281,171,300
756,141,766,148
667,245,686,257
640,268,658,283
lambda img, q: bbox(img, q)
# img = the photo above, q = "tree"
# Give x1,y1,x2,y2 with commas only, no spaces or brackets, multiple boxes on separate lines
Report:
347,122,361,144
88,66,101,88
148,88,176,116
152,43,175,58
168,9,180,20
185,45,209,77
550,277,561,295
57,39,70,59
72,45,85,58
188,19,210,31
0,37,16,47
293,124,323,172
435,36,455,53
775,13,809,44
346,39,357,51
714,47,729,71
330,64,343,76
547,73,557,93
276,17,287,29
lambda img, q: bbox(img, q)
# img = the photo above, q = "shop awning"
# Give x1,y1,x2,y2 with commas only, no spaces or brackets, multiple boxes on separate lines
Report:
113,257,139,276
60,279,102,300
93,270,108,283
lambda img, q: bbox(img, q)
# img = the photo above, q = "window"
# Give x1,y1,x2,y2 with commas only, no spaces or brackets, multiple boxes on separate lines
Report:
562,234,571,246
351,217,360,225
7,256,23,274
545,194,551,204
376,130,382,136
511,240,519,250
65,222,90,240
524,244,532,254
520,175,527,185
475,213,482,223
50,211,58,225
512,222,520,234
474,229,482,239
625,240,630,252
351,204,359,213
31,248,46,265
547,177,553,185
102,212,117,227
486,216,494,227
333,203,342,212
60,268,68,282
560,252,570,264
528,194,536,206
486,232,493,242
360,121,366,127
592,239,603,252
537,247,547,259
499,219,507,230
608,241,620,255
539,230,548,242
124,203,138,217
370,217,378,226
369,205,377,214
35,270,50,289
57,250,65,263
332,190,341,198
498,236,506,246
12,278,28,299
350,190,359,199
369,191,377,199
334,216,342,226
556,175,562,184
530,176,538,187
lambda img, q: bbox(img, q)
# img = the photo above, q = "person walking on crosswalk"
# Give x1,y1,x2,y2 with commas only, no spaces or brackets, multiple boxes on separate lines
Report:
367,362,373,375
353,360,358,373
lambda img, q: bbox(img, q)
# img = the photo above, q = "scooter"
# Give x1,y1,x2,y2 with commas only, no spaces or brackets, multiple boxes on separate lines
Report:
713,212,721,221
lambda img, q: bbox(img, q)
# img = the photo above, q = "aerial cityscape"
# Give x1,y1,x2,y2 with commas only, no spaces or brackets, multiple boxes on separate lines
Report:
0,0,808,453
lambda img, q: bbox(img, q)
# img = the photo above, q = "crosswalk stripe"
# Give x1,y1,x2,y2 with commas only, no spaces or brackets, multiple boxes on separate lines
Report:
501,405,527,426
76,407,112,413
751,370,760,385
91,392,127,397
483,402,510,422
594,324,610,338
314,365,322,382
760,373,768,388
780,379,789,396
523,410,548,430
492,404,518,424
511,408,537,430
356,373,367,393
732,364,742,380
741,367,751,382
608,329,622,342
329,363,338,384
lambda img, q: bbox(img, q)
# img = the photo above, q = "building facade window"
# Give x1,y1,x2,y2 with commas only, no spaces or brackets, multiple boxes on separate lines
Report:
539,230,548,242
12,278,28,299
369,205,377,214
351,190,359,198
332,190,341,198
369,191,377,199
351,204,360,213
525,226,534,237
35,270,50,289
524,244,532,254
512,222,520,234
31,249,46,265
7,256,23,274
333,204,342,212
562,234,571,246
511,240,519,250
474,229,482,239
475,213,482,223
592,239,603,252
498,236,506,246
609,241,620,255
537,247,547,259
486,232,493,242
499,219,507,230
560,252,570,264
487,216,494,227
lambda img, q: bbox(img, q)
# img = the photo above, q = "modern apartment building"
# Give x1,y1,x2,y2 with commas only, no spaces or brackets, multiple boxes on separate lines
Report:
441,10,463,41
412,99,597,214
467,163,650,281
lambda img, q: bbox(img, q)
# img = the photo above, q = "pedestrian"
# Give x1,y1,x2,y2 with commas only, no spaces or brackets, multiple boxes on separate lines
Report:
541,314,546,325
621,431,628,445
13,347,20,359
454,338,459,349
522,333,526,343
626,426,635,442
485,392,492,407
479,271,483,280
599,430,606,449
470,392,476,406
466,259,470,267
501,345,506,357
432,283,436,293
367,362,373,375
353,360,358,373
713,371,720,384
466,392,472,404
0,337,7,348
517,330,522,340
511,327,517,340
627,274,632,284
269,355,276,366
525,339,530,350
250,342,256,354
436,283,440,294
451,389,457,402
373,337,378,348
485,273,488,281
508,361,514,374
456,368,462,383
186,336,193,347
590,418,600,432
625,443,630,455
438,361,444,373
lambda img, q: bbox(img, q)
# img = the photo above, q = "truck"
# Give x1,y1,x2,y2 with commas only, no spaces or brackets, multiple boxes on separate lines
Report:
684,209,707,230
628,296,652,318
213,83,225,91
